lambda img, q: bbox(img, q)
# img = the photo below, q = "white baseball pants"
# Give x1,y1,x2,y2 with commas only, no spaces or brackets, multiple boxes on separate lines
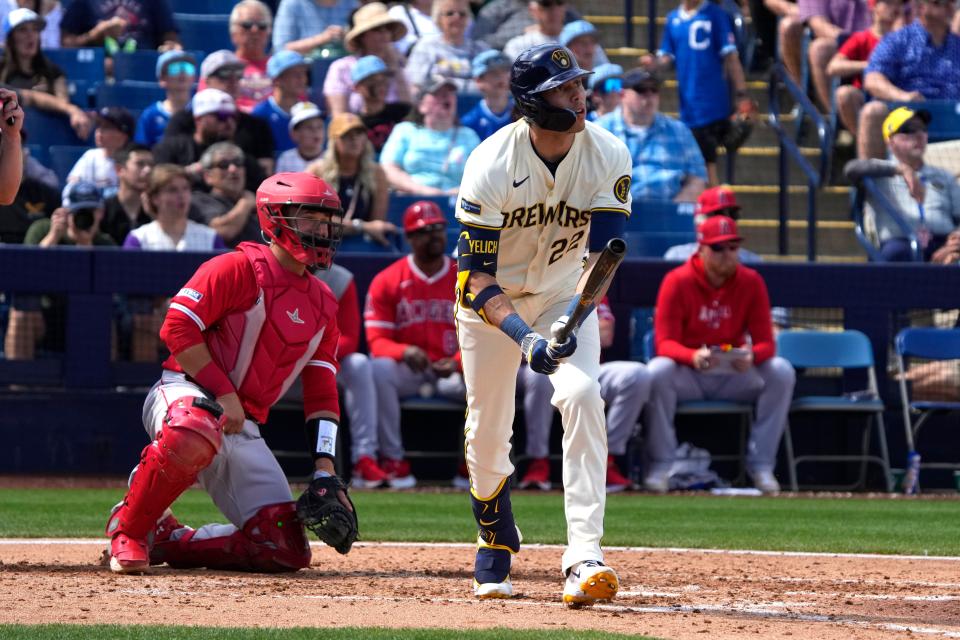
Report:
457,289,608,573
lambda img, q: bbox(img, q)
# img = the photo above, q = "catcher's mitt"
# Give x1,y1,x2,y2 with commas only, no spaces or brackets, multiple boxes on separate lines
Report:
296,475,359,554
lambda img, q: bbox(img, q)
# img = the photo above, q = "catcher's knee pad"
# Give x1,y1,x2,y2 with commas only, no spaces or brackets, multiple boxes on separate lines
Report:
471,477,520,554
107,396,224,540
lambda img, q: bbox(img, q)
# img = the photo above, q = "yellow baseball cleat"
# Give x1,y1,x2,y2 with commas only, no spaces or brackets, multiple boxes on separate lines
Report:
562,560,619,608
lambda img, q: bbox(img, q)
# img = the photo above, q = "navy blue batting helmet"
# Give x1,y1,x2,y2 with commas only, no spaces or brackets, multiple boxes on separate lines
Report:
510,44,592,132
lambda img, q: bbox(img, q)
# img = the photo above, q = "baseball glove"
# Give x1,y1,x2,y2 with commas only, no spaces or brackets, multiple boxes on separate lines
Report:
296,475,359,554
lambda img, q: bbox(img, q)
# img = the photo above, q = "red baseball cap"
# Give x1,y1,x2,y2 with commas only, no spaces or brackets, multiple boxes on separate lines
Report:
695,185,741,217
697,215,743,245
402,200,446,233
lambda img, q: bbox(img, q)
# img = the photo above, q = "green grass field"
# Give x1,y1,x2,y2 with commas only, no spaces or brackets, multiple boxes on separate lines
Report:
1,488,957,556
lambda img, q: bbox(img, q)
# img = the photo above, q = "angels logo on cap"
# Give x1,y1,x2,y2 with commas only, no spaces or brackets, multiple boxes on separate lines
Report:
697,215,743,245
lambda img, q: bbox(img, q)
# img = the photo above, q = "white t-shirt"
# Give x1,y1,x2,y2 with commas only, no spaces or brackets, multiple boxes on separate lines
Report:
456,118,632,295
276,147,322,174
67,148,118,197
389,3,439,55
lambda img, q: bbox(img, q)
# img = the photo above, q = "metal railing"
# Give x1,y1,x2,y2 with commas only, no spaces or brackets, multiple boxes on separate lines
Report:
767,63,833,260
850,177,922,262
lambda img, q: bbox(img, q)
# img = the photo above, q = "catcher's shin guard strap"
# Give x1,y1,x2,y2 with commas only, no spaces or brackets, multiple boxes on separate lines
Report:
470,477,520,553
305,418,338,461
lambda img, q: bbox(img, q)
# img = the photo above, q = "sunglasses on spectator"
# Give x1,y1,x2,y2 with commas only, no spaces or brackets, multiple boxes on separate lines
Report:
212,158,243,170
708,242,741,253
442,9,468,17
597,78,622,94
237,20,269,31
537,0,566,7
897,122,928,135
165,61,196,77
212,68,244,81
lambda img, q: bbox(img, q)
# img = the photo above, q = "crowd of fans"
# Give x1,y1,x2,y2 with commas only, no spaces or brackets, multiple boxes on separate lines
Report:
1,0,959,491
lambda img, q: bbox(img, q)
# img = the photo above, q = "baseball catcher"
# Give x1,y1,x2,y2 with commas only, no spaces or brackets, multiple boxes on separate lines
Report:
103,172,357,574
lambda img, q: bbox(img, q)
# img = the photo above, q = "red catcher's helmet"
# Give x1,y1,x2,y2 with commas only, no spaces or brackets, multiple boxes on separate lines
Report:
402,200,446,233
256,172,343,270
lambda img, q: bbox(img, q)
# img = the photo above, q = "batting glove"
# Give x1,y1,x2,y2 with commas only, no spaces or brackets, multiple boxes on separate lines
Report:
521,332,561,375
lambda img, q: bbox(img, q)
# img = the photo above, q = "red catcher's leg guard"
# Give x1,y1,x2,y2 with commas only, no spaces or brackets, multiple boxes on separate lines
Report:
106,396,223,541
152,503,311,573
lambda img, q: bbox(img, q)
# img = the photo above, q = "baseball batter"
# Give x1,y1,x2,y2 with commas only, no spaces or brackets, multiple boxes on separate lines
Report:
103,172,359,574
455,43,632,606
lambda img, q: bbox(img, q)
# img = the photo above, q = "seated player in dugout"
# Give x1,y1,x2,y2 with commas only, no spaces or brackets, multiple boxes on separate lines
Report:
455,43,632,607
102,173,359,575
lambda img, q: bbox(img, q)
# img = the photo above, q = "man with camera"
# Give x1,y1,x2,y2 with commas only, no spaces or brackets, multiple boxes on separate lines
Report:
4,182,113,360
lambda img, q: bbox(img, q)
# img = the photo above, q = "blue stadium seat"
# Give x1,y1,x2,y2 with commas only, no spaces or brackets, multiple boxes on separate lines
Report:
337,234,402,254
310,58,336,105
628,198,696,232
49,145,93,186
174,14,233,55
169,0,237,13
112,51,161,82
43,48,104,83
623,230,693,258
21,107,91,146
456,92,482,116
96,81,165,111
25,144,50,169
65,78,94,108
887,100,960,142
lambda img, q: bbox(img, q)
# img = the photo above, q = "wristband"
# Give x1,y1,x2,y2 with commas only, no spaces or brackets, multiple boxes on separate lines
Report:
192,361,235,399
469,284,504,314
500,312,533,346
305,418,339,461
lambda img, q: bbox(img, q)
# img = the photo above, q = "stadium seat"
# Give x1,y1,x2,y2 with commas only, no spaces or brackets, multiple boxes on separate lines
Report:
887,100,960,143
111,51,161,82
43,48,104,84
65,78,94,108
777,330,892,492
337,234,401,254
174,14,233,55
49,145,93,186
96,81,165,111
894,327,960,483
456,92,482,116
310,58,336,106
169,0,237,13
21,107,90,146
623,230,694,258
642,329,754,483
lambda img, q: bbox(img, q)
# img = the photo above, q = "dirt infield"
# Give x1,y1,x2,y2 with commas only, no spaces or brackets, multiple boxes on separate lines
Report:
2,540,958,638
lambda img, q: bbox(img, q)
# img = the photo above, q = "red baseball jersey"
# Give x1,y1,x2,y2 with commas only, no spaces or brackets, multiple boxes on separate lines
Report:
654,254,775,367
160,243,341,423
364,255,459,363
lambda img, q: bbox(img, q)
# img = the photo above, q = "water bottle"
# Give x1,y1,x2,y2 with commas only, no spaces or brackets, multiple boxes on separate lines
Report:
902,451,921,495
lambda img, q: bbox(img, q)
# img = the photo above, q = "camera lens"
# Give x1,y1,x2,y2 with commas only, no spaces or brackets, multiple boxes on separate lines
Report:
72,208,95,231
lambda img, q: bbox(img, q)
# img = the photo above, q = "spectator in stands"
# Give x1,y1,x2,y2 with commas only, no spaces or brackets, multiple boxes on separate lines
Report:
750,0,798,70
645,0,756,186
586,62,622,120
504,1,609,64
517,297,650,493
230,0,274,113
364,201,465,489
276,101,326,173
60,0,180,51
595,69,707,203
134,51,196,149
931,230,960,265
0,8,91,140
405,0,489,92
845,107,960,261
100,143,154,246
859,0,960,159
558,19,604,71
389,0,439,57
272,0,355,55
154,88,267,194
307,112,397,246
66,106,134,198
473,0,579,51
252,49,311,154
460,50,513,141
351,55,412,152
124,164,225,362
644,215,794,494
0,1,63,51
826,0,903,150
191,142,260,248
323,2,410,117
786,1,872,112
311,262,390,488
169,50,276,176
5,182,113,361
0,137,59,244
664,185,761,262
380,78,481,195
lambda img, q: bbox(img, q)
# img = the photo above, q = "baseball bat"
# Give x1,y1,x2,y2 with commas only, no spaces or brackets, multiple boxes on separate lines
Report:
552,237,627,345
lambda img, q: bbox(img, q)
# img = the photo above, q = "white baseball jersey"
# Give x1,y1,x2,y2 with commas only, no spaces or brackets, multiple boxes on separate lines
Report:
455,119,633,295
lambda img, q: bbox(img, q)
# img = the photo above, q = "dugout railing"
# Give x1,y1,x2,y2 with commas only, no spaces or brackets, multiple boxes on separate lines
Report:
1,248,959,480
